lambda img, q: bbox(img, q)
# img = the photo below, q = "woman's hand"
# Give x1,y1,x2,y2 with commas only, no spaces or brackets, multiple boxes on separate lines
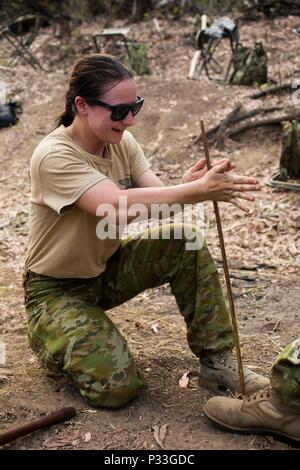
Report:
181,157,235,184
200,159,260,213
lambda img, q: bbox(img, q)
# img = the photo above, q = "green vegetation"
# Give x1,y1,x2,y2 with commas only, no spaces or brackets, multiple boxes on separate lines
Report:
190,0,245,11
126,40,151,76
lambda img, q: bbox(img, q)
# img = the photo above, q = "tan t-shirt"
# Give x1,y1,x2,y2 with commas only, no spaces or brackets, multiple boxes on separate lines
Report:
25,125,150,278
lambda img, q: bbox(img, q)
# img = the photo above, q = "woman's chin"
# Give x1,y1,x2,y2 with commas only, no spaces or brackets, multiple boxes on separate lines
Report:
110,129,124,141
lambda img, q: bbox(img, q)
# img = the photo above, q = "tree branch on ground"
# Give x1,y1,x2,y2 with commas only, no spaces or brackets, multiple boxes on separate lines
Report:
249,83,292,99
228,113,300,138
194,106,284,147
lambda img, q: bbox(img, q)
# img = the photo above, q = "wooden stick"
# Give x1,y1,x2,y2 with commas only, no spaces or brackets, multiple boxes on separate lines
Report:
200,120,246,395
0,406,76,446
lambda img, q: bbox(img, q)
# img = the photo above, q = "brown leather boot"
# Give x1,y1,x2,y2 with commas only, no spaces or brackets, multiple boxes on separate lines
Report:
203,387,300,443
199,351,269,394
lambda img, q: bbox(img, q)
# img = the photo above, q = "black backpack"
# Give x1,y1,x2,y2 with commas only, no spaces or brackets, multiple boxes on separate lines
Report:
280,120,300,180
0,101,22,128
230,42,268,86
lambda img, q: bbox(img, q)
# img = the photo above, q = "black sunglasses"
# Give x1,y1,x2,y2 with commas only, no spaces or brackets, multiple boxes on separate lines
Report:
85,96,144,121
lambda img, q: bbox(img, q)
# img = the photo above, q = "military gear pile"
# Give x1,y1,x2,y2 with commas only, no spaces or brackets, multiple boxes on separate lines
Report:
280,120,300,180
271,338,300,408
230,42,268,86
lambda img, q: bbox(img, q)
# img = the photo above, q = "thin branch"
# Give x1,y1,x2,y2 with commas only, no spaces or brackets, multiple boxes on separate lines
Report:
249,83,292,99
216,103,242,149
228,113,300,137
194,106,283,144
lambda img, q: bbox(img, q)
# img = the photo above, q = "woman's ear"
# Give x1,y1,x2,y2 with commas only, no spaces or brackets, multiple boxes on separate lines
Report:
74,96,88,115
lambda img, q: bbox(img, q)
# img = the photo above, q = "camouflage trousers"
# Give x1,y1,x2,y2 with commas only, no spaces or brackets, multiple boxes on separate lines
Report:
23,224,234,408
271,338,300,408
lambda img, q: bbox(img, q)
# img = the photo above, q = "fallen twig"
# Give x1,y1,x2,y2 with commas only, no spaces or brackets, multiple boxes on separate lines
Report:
228,112,300,137
216,104,242,149
194,106,283,145
0,407,76,446
249,83,292,99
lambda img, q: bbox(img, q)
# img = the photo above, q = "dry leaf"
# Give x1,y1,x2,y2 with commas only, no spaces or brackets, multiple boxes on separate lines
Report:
150,323,159,334
83,432,92,442
169,124,187,131
0,368,12,375
152,424,168,449
0,375,9,383
142,440,149,449
0,368,12,384
42,440,70,449
179,371,189,389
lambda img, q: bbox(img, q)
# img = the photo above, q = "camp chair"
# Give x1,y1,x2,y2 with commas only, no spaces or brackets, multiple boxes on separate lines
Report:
0,14,44,69
189,17,239,82
93,27,133,64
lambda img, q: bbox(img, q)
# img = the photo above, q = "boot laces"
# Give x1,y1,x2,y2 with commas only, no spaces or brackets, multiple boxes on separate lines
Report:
217,352,265,380
245,386,272,403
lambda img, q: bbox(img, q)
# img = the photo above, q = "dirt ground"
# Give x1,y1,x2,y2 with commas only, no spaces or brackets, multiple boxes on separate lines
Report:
0,13,299,451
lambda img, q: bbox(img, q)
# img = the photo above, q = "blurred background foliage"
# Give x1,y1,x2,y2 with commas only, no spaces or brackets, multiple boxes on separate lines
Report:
0,1,291,24
1,1,299,30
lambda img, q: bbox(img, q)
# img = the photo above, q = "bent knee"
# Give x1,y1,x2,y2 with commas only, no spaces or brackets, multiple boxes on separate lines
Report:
76,371,143,408
169,223,205,251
